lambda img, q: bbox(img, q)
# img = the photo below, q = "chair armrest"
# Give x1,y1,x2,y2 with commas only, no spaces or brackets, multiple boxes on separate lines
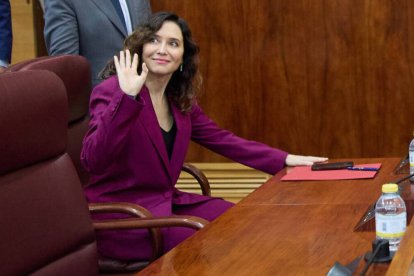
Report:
182,163,211,196
93,215,209,231
89,202,162,260
93,215,208,270
89,202,153,218
89,202,209,259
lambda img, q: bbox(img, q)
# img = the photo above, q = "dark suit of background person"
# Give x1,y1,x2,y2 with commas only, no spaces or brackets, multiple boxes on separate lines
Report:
0,0,12,72
43,0,151,87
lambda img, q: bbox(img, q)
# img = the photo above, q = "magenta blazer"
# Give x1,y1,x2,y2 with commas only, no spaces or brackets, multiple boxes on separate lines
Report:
81,76,288,260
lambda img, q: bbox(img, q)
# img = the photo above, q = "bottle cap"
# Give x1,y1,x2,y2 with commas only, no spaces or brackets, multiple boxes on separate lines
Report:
382,183,398,193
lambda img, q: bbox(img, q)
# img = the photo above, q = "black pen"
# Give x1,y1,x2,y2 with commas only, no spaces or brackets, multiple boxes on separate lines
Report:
346,167,379,171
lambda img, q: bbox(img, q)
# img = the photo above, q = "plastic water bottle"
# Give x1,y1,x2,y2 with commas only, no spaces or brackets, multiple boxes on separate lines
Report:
410,133,414,180
375,183,407,252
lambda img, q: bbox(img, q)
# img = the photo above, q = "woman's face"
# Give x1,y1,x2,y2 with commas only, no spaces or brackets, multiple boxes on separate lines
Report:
142,21,184,77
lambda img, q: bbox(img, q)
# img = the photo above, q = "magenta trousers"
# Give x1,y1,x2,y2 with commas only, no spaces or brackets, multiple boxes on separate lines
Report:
96,197,234,261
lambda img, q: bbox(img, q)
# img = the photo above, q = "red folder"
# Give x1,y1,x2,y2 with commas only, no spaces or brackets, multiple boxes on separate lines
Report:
281,163,381,181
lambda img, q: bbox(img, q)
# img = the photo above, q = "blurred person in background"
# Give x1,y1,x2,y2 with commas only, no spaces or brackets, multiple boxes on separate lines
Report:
44,0,151,86
0,0,12,72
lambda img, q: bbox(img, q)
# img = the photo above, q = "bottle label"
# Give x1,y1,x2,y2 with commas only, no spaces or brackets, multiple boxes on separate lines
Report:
410,152,414,167
375,213,407,238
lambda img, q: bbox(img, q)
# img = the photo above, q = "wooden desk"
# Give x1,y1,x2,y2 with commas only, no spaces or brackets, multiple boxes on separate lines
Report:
386,225,414,275
138,158,410,275
241,158,402,206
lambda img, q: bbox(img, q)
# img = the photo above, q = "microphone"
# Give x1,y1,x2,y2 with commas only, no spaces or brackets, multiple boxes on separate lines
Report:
360,240,392,275
393,155,409,174
396,173,414,185
327,240,391,276
326,255,362,276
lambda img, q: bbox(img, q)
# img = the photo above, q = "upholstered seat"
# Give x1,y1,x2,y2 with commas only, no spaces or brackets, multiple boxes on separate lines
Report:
0,70,99,275
7,55,91,184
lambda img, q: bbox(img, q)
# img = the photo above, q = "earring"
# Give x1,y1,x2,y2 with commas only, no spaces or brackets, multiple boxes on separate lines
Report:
180,64,183,72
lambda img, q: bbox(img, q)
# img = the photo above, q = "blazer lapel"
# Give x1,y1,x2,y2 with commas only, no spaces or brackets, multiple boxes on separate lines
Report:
138,89,171,178
169,104,191,181
90,0,127,37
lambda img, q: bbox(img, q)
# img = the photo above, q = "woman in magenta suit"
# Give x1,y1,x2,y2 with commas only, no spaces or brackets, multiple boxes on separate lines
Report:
81,11,327,261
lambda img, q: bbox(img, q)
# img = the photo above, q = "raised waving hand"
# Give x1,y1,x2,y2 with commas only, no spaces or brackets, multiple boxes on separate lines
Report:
114,49,148,97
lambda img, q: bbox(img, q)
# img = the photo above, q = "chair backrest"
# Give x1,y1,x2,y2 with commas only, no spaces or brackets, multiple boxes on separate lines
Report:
0,71,98,275
7,55,92,185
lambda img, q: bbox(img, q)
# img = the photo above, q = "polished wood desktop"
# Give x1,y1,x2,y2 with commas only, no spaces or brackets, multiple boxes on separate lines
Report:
138,158,414,275
387,224,414,275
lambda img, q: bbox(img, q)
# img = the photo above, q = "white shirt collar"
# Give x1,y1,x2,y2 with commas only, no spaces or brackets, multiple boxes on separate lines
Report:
118,0,133,34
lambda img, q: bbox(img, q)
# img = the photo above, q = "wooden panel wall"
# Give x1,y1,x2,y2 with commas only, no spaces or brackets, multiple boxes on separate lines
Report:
10,1,35,63
151,0,414,162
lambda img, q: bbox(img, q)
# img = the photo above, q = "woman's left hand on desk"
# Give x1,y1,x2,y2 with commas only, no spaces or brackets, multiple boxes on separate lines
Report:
285,154,328,166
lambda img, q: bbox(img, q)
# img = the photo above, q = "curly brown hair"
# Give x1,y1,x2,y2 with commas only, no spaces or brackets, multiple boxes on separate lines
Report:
100,12,201,112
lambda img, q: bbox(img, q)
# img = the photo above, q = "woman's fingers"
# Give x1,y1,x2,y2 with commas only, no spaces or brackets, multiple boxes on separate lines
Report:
115,50,147,96
125,49,131,68
303,156,328,163
132,53,139,71
119,50,125,68
285,154,328,166
141,62,148,75
118,50,137,71
114,55,120,72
